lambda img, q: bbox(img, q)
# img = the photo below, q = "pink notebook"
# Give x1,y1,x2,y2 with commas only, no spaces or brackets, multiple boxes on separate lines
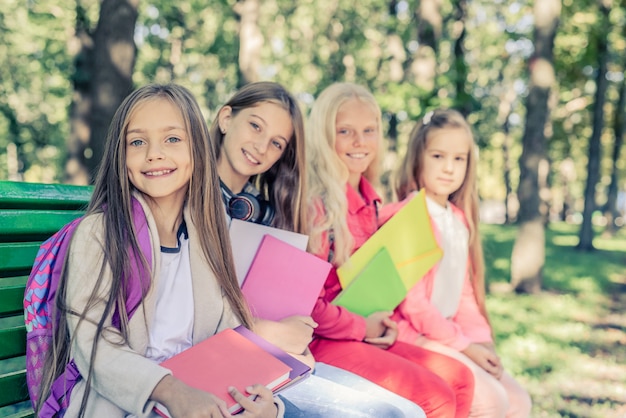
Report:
241,234,332,321
154,328,291,416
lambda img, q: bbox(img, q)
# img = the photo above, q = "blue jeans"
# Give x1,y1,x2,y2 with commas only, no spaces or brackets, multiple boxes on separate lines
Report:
280,363,426,418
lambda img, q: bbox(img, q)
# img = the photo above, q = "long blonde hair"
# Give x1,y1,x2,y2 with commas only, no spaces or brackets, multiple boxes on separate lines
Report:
307,83,384,265
40,84,253,417
395,109,488,320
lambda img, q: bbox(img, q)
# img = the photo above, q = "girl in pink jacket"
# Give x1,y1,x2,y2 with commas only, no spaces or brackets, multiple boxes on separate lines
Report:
388,109,532,418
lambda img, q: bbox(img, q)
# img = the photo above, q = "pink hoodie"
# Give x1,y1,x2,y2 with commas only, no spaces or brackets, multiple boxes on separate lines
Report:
382,199,493,351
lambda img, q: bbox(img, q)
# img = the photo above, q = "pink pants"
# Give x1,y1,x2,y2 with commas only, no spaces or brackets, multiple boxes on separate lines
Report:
419,338,532,418
310,338,474,418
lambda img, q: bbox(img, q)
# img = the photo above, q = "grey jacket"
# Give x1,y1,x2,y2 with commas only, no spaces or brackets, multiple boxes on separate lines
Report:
63,194,255,417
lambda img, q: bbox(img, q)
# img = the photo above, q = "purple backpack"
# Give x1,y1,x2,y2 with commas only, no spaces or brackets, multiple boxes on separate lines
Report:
24,198,152,417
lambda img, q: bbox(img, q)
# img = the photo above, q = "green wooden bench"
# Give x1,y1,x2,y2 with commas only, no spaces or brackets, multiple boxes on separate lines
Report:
0,181,92,417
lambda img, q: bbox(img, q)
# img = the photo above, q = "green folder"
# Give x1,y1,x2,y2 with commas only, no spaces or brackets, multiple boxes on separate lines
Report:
337,189,443,290
332,247,407,317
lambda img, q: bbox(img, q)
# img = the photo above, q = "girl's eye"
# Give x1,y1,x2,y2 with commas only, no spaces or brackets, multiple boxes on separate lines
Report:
250,122,261,131
165,136,182,143
272,140,283,151
456,156,466,162
337,129,350,136
129,139,144,147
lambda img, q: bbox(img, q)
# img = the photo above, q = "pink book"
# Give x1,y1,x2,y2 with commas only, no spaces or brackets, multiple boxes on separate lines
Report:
241,234,332,321
234,325,311,391
154,328,291,417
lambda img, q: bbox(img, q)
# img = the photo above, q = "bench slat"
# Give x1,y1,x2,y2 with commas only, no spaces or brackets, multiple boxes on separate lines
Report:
0,210,84,239
5,407,35,418
0,278,26,316
0,181,91,210
0,243,40,274
0,370,29,408
0,326,26,361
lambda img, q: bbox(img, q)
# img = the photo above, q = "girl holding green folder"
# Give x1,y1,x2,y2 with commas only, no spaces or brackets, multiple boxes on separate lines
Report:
210,81,425,417
306,82,475,418
391,109,532,417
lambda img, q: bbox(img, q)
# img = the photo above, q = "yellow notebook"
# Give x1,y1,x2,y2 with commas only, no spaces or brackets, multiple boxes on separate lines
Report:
337,190,442,290
333,247,407,316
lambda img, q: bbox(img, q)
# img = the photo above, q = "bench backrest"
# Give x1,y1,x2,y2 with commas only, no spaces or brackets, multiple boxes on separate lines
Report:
0,181,92,417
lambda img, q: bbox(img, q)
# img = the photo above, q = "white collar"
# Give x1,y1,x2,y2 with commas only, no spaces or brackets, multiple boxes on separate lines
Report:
425,195,451,218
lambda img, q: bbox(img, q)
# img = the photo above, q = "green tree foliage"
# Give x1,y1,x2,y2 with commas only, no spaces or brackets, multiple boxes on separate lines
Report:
0,1,74,182
2,0,625,249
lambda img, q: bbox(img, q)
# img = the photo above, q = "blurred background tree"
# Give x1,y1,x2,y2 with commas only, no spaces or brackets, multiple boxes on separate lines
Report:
1,0,625,264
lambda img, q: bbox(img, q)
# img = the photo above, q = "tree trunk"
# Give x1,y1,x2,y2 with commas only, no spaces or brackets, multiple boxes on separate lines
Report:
452,0,471,117
411,0,441,93
0,104,23,180
510,0,560,294
499,86,517,224
577,2,610,251
65,1,93,185
602,67,625,236
87,0,138,182
234,0,263,87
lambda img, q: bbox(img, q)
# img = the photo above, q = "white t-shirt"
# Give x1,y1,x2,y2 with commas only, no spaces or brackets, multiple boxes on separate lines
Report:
145,223,194,363
426,197,469,319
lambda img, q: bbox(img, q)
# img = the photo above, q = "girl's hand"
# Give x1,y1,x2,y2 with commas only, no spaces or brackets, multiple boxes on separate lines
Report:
364,311,391,339
364,312,398,349
229,384,278,417
462,343,503,378
151,375,230,417
477,342,503,378
254,316,316,355
288,347,316,370
279,315,317,352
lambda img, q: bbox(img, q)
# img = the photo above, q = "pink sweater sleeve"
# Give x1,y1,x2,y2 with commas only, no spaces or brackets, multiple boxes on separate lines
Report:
452,271,493,344
309,204,367,342
396,267,473,351
396,269,493,350
310,268,367,341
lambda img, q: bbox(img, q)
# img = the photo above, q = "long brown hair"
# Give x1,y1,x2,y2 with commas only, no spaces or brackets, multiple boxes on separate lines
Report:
210,81,307,234
38,84,252,417
395,109,488,321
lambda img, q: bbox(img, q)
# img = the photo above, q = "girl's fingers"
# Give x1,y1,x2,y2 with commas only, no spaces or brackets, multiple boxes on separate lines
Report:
244,384,274,400
228,384,272,409
228,385,277,417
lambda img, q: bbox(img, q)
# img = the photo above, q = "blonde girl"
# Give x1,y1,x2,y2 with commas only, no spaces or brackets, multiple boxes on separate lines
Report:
391,109,532,417
38,84,281,418
307,82,475,418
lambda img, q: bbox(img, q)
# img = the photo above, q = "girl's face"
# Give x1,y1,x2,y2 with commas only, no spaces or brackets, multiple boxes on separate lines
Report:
419,127,471,207
334,98,379,189
125,98,192,209
217,102,293,193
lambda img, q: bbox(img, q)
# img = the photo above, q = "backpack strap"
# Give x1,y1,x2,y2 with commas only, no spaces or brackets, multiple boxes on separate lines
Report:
43,197,152,415
39,360,80,416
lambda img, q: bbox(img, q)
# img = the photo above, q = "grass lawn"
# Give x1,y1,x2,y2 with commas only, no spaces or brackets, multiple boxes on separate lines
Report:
481,222,626,418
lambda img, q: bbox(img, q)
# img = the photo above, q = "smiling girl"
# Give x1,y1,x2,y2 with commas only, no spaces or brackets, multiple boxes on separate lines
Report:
35,84,280,418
